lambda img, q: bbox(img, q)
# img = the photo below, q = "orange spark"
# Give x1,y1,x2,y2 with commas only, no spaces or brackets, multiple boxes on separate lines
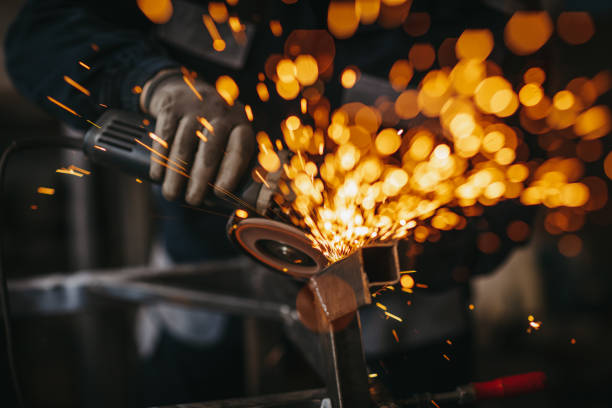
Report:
392,329,399,342
78,61,90,70
86,120,101,128
149,132,168,149
245,105,254,121
136,178,143,183
47,96,80,117
197,116,215,133
431,400,441,408
37,187,55,195
442,354,450,361
202,14,226,51
68,165,90,175
56,168,84,177
375,302,387,311
133,138,186,171
182,75,203,101
384,311,402,322
150,156,190,179
93,145,106,151
235,209,249,218
254,169,270,188
63,75,90,96
196,130,208,142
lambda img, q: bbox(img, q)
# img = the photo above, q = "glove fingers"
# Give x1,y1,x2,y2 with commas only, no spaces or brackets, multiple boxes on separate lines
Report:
150,111,179,181
214,124,255,197
185,118,232,206
161,115,200,201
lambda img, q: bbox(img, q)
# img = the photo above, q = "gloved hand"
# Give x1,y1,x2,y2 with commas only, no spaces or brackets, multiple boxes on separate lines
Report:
140,69,255,206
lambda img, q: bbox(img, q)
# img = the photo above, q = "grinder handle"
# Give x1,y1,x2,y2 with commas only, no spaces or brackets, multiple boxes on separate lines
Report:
83,110,261,211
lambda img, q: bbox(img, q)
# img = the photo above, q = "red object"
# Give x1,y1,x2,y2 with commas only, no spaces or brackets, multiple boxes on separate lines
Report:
472,372,547,400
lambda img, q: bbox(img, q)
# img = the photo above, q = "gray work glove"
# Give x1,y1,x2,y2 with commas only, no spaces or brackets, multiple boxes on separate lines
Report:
140,69,255,206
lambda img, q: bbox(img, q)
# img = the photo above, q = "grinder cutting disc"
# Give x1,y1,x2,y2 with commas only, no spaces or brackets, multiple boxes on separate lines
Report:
229,217,328,279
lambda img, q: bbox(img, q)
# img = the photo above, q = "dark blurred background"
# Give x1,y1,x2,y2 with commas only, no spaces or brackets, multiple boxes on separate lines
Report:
0,0,611,407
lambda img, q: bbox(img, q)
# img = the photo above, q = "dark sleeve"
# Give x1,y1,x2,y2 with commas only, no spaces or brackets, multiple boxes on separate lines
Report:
4,0,180,129
398,201,537,292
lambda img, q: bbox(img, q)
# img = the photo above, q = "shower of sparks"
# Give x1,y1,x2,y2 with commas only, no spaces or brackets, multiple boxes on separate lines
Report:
251,7,609,263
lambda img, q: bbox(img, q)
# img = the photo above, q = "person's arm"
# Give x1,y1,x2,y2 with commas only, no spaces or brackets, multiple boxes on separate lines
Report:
4,0,179,129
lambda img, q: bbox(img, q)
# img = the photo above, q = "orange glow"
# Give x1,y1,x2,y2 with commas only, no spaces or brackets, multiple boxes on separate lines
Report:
216,75,239,105
256,82,270,102
400,274,415,289
455,29,494,61
202,14,226,51
524,67,546,85
389,60,414,91
504,11,553,55
604,151,612,180
235,209,249,219
375,128,401,155
276,78,300,100
394,90,419,119
277,59,297,82
295,54,319,86
37,187,55,195
553,90,575,110
558,234,582,257
327,1,359,39
244,105,254,122
507,220,530,242
341,67,358,88
519,83,544,107
557,12,595,45
403,12,430,37
137,0,173,24
208,2,228,23
409,43,436,71
574,105,611,140
269,20,283,37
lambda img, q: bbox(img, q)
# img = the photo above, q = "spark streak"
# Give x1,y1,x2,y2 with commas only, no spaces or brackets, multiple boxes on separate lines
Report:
47,96,80,117
63,75,90,96
183,75,203,101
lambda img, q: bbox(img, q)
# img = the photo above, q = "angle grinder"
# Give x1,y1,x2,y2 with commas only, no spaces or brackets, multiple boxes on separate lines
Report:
83,110,328,278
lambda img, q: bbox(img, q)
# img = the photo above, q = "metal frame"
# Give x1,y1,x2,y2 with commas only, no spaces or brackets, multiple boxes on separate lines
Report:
9,244,400,408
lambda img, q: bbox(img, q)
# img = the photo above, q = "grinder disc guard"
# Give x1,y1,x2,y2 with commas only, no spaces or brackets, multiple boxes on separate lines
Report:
229,217,328,279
